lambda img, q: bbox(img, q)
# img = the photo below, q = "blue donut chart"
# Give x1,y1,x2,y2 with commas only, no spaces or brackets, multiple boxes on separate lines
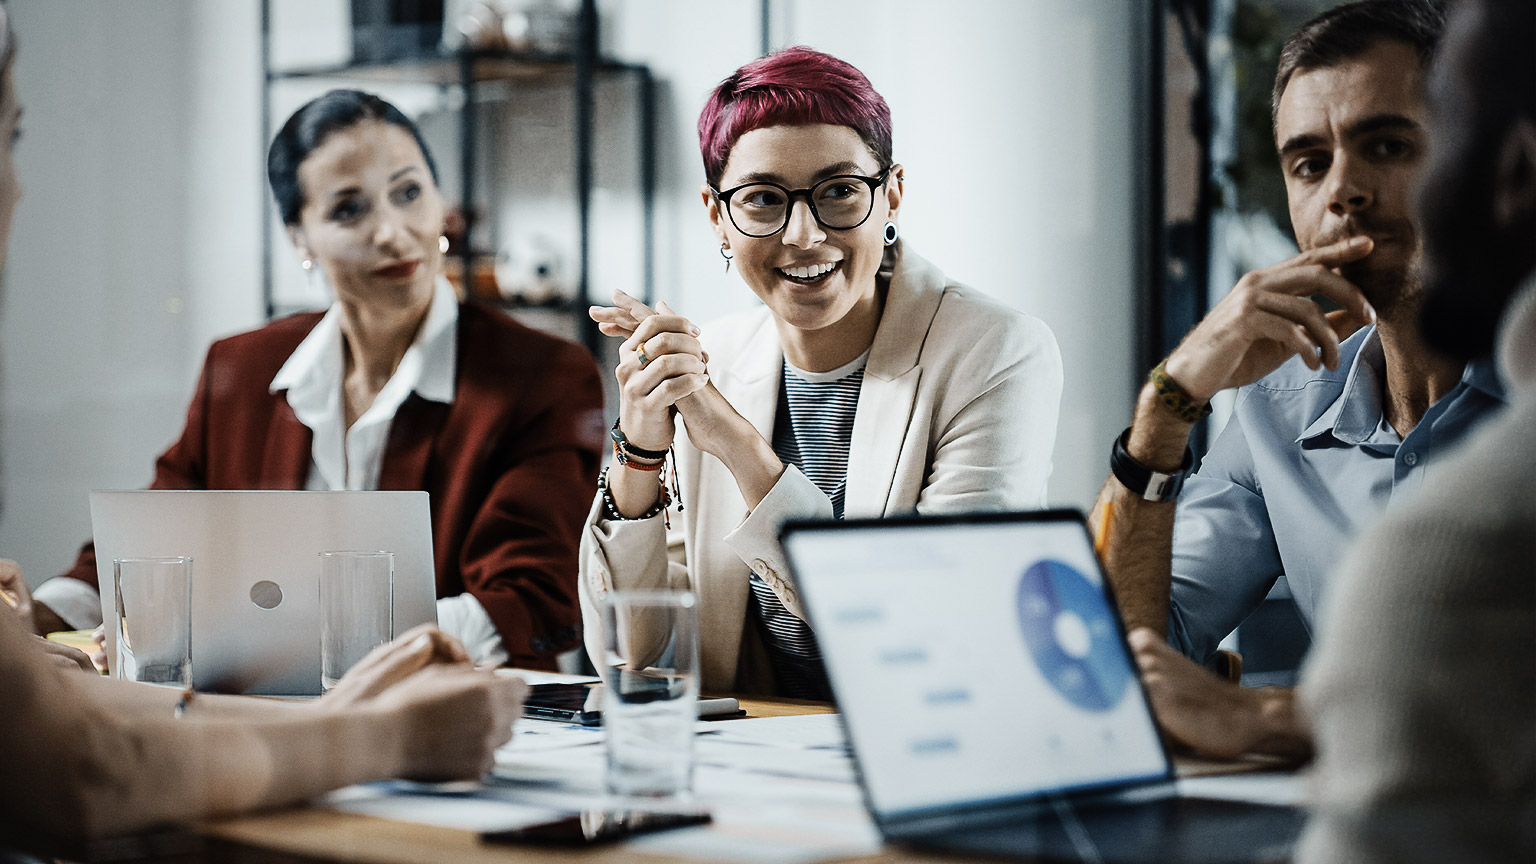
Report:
1016,559,1130,713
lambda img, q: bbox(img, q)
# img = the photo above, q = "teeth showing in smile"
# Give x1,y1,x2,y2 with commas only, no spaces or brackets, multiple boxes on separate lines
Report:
781,261,838,279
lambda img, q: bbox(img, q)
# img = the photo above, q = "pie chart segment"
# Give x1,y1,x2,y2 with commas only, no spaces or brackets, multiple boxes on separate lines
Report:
1016,559,1131,713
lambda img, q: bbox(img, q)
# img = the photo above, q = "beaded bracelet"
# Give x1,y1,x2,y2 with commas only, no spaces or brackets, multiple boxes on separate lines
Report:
597,467,673,523
1149,360,1213,424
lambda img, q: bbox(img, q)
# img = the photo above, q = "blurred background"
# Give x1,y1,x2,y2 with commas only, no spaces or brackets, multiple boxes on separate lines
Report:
0,0,1333,599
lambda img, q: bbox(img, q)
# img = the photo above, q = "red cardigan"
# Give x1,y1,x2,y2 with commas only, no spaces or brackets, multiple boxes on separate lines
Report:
61,302,605,669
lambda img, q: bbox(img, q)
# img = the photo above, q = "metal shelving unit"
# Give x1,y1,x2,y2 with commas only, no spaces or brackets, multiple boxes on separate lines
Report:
259,0,655,359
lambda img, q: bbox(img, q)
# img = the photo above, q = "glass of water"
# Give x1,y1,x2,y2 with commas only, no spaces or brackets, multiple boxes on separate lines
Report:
113,557,193,687
600,590,700,800
319,550,394,692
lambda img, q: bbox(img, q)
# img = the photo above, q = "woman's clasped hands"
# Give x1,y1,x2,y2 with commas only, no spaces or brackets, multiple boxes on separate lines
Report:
591,289,784,515
593,290,711,455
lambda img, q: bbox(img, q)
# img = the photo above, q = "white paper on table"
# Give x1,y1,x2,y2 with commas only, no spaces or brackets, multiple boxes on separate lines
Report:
1175,773,1307,807
631,764,880,864
693,738,855,784
500,717,605,752
493,741,608,794
320,783,565,832
702,714,847,751
496,667,601,686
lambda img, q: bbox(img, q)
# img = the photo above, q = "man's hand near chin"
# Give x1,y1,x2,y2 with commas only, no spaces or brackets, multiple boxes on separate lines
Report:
1127,628,1312,763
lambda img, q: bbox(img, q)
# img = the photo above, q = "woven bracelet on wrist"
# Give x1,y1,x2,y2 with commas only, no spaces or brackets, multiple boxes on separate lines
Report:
1149,360,1213,424
612,440,665,472
610,417,670,461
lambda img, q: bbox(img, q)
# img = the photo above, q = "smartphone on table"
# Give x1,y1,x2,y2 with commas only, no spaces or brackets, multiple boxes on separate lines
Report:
521,682,743,725
482,808,712,846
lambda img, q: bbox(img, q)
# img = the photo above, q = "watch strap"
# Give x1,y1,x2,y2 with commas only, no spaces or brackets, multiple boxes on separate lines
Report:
1110,426,1193,502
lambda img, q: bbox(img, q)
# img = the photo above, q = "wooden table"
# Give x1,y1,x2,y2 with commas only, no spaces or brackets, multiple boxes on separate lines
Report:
194,696,973,864
17,696,1292,864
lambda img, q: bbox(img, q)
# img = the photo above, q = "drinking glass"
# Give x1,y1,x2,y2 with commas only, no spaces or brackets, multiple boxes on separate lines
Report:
600,590,700,799
112,556,193,687
319,550,394,691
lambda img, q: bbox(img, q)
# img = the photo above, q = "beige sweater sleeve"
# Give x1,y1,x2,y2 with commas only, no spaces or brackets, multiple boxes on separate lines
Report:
1297,404,1536,864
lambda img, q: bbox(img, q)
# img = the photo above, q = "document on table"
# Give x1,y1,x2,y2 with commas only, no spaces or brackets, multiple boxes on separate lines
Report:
318,710,881,864
702,713,847,751
497,717,604,752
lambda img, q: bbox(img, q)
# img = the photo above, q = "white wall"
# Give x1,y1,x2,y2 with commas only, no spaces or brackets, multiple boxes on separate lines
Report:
0,0,1140,587
0,1,265,586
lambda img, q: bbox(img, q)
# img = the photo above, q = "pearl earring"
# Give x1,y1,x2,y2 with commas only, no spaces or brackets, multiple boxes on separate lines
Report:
301,258,313,271
439,235,450,254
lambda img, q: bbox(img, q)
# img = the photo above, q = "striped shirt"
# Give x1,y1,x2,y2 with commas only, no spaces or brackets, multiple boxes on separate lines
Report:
749,350,868,699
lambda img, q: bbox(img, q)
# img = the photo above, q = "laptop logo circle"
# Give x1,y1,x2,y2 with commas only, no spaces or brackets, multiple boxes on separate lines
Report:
250,580,283,610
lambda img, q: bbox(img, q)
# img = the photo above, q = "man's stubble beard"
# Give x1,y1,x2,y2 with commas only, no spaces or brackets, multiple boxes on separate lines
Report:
1339,244,1424,325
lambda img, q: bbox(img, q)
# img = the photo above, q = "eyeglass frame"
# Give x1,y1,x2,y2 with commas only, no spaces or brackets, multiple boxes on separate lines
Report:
710,166,894,238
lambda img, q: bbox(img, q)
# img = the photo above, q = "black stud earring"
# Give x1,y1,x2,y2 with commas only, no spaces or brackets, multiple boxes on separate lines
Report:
883,221,899,246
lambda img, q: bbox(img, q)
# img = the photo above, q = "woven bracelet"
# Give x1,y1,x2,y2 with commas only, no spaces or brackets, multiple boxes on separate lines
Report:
1149,360,1213,424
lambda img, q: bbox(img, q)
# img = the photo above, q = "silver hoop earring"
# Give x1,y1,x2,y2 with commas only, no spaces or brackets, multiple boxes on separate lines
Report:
883,221,899,246
439,234,450,254
720,243,733,272
301,258,313,271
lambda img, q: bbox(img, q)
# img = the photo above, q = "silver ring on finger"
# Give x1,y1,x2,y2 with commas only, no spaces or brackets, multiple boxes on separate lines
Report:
637,348,650,368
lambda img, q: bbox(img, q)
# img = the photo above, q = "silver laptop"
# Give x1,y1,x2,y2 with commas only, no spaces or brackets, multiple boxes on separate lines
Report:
91,490,437,696
781,509,1304,864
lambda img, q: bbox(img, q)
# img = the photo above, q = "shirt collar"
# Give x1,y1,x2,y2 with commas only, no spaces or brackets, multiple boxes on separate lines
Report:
1296,319,1509,448
1298,326,1386,447
270,276,459,406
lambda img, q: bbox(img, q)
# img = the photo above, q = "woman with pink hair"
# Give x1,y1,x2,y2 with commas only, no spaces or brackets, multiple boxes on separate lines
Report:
581,47,1062,696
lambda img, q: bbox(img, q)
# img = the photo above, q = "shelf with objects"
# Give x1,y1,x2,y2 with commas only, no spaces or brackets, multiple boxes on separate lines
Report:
259,0,655,366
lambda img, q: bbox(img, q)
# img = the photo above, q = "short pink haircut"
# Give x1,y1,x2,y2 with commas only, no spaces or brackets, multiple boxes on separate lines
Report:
698,46,893,189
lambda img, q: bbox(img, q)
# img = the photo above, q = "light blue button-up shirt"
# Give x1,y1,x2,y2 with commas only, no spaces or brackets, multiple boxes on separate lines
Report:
1167,325,1506,663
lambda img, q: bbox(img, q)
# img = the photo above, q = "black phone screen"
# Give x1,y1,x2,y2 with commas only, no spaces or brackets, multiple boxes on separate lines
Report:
521,682,601,724
482,809,712,846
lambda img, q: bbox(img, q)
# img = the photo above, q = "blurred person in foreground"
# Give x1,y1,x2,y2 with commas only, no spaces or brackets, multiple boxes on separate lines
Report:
0,11,524,845
582,47,1062,696
1093,0,1507,760
22,87,605,670
1299,0,1536,859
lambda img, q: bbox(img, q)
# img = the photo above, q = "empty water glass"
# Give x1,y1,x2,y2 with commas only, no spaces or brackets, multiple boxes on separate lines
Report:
113,556,193,688
600,590,700,800
319,550,394,691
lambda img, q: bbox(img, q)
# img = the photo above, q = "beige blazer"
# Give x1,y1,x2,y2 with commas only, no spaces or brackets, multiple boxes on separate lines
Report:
579,247,1063,693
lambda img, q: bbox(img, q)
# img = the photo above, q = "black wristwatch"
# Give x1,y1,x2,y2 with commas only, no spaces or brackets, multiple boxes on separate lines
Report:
1110,427,1193,502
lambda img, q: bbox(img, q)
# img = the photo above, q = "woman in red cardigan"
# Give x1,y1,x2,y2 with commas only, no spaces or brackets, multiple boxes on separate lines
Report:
27,90,605,669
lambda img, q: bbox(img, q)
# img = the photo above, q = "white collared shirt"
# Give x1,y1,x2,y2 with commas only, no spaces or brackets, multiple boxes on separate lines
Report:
270,276,459,491
268,276,505,666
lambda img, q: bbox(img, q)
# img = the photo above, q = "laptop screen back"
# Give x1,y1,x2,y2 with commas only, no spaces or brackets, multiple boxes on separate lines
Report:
91,490,437,695
783,511,1169,822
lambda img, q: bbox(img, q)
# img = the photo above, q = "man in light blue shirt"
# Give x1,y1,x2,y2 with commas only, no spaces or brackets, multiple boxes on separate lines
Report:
1167,324,1503,664
1093,0,1505,762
